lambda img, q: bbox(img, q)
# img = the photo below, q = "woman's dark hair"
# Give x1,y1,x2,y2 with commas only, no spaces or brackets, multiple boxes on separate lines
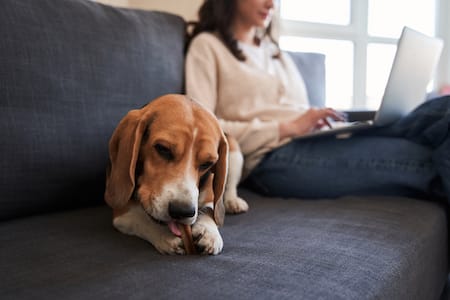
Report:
186,0,280,61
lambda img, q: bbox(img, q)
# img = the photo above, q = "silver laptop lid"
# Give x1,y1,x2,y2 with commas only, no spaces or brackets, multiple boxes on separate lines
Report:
374,27,444,126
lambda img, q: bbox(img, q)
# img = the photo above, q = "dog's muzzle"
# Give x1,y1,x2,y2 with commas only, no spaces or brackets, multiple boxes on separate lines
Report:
168,202,196,220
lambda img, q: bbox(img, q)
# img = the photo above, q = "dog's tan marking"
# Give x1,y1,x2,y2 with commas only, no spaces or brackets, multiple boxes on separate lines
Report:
105,94,232,255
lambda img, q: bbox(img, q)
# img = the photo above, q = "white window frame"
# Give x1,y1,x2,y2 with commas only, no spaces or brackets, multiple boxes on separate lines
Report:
277,0,450,109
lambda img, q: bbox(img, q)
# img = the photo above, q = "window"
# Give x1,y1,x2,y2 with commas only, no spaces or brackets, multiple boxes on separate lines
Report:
368,0,436,38
366,43,396,109
278,0,443,110
280,0,351,25
280,37,354,109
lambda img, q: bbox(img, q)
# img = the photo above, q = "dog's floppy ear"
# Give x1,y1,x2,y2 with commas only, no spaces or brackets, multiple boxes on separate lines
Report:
104,109,152,209
212,131,228,227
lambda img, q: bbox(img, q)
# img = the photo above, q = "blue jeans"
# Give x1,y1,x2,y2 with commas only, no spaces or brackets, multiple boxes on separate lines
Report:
245,95,450,202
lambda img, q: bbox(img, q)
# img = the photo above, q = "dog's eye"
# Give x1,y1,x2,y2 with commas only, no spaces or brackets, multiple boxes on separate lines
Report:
154,144,174,161
199,161,214,171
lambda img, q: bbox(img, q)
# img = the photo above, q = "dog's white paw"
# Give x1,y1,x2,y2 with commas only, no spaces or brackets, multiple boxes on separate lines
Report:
113,205,186,255
153,234,185,255
224,196,249,214
192,215,223,255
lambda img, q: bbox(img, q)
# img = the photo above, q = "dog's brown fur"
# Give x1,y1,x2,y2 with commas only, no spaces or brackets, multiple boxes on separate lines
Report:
104,94,246,255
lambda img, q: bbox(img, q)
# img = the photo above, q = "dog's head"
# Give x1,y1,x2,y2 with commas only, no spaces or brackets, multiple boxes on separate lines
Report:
105,94,227,227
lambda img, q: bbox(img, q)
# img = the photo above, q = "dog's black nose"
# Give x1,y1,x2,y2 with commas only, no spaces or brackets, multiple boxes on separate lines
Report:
168,202,196,219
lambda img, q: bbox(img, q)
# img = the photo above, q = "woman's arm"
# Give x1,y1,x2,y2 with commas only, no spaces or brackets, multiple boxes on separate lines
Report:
279,108,345,139
219,118,280,156
186,34,282,155
185,34,218,113
186,34,344,153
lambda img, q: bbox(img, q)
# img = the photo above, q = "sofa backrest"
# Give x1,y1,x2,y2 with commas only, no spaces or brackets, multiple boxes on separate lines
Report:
288,51,326,108
0,0,327,222
0,0,186,221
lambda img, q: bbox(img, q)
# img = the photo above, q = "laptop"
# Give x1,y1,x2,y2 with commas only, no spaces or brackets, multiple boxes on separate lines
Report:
298,27,444,140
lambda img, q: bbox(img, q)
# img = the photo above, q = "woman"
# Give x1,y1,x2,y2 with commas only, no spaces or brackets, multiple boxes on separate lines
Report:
185,0,450,202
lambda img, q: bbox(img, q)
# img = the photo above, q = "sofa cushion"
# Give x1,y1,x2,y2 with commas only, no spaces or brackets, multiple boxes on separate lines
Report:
288,51,326,107
0,191,446,299
0,0,185,221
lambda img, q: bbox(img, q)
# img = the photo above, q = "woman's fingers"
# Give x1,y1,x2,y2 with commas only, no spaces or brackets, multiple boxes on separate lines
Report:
316,108,347,127
280,108,348,139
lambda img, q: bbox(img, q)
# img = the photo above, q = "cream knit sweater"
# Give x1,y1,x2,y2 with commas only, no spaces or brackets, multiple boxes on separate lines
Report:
185,32,310,177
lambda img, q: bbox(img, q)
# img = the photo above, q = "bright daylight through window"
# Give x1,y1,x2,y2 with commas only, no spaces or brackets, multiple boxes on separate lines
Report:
278,0,439,110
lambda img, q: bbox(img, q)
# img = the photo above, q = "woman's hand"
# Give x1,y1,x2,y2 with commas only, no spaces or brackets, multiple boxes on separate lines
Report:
279,108,346,140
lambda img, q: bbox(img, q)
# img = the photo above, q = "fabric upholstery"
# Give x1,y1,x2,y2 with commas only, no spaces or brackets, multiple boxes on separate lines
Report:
0,0,185,220
0,0,447,299
0,190,447,300
288,51,326,107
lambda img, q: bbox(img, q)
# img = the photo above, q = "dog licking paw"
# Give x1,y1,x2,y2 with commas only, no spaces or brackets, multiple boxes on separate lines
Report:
192,213,224,255
153,233,186,255
105,95,233,255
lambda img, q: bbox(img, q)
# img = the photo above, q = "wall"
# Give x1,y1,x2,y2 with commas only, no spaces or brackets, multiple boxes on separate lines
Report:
130,0,202,21
442,1,450,85
95,0,128,7
95,0,202,21
96,0,450,86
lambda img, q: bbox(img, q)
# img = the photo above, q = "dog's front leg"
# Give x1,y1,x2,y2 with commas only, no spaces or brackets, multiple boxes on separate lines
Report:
192,209,223,255
113,204,185,255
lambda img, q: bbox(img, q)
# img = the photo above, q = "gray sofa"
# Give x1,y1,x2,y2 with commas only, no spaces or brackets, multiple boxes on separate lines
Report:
1,0,448,299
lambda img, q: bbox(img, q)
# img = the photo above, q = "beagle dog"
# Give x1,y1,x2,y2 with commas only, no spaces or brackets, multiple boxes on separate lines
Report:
105,94,248,255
